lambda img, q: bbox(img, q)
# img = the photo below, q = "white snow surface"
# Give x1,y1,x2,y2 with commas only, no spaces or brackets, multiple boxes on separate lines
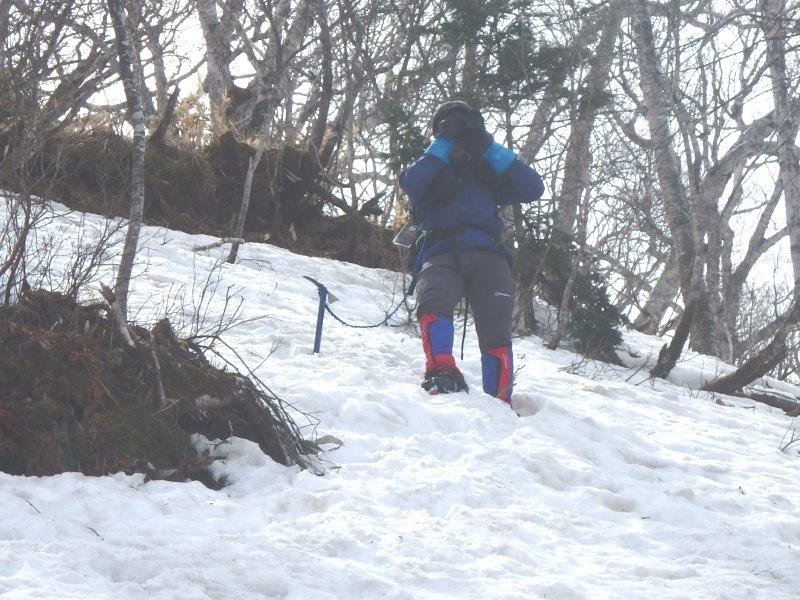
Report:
2,203,800,599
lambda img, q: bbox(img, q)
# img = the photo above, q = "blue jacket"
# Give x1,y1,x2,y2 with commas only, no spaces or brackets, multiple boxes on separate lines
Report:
399,140,544,262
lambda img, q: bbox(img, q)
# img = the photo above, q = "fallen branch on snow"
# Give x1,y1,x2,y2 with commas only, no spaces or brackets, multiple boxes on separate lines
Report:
192,238,245,252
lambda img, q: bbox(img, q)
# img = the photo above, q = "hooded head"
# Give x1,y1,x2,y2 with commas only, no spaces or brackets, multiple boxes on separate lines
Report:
430,100,473,137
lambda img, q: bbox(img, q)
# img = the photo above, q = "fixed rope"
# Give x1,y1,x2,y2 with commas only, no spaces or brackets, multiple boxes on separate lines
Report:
323,296,407,329
304,232,427,353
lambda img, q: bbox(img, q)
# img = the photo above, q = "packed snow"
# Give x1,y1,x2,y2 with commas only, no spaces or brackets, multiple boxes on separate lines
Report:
1,202,799,599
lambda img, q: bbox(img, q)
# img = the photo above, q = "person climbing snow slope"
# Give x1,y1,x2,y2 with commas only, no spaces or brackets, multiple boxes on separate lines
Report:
399,100,544,404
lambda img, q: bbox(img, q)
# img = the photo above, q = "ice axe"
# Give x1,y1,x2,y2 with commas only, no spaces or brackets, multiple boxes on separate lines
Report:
303,275,338,354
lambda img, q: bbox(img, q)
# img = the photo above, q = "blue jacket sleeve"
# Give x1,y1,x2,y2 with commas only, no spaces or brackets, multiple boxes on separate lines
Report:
399,153,447,210
495,159,545,206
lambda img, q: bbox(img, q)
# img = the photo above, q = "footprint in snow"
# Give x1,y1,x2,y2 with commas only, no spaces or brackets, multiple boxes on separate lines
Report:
512,392,546,417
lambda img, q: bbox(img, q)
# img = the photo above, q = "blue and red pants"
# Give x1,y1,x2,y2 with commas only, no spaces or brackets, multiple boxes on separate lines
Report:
417,249,514,403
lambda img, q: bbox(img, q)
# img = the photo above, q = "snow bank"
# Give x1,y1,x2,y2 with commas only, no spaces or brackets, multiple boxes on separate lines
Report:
1,202,799,599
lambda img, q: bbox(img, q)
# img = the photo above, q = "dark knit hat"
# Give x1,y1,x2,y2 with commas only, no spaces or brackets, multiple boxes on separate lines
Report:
430,100,473,136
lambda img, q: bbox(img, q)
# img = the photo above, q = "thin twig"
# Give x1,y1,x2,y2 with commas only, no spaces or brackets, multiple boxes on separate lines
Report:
24,499,41,514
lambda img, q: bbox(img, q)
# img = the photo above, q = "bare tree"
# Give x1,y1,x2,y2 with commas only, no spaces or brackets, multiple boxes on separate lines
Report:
227,123,271,263
108,0,147,318
0,0,116,305
761,0,800,293
628,0,706,376
553,7,623,243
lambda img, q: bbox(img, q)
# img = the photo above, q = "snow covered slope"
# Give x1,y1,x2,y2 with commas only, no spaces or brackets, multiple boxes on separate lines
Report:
1,204,799,599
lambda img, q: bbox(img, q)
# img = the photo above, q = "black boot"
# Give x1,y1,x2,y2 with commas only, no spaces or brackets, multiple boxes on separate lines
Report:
422,369,469,395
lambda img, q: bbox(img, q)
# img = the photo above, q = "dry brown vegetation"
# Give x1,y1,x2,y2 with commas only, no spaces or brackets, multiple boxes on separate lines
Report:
0,288,318,484
0,127,398,270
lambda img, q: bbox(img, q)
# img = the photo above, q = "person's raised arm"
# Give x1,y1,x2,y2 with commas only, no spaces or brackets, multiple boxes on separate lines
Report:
399,138,454,208
482,142,545,206
461,119,544,206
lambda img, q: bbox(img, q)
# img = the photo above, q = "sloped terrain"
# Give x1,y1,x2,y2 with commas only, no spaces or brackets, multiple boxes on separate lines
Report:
1,202,798,599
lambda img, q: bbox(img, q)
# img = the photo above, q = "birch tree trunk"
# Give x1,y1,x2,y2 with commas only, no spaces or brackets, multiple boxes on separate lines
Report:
629,0,697,296
632,250,679,334
309,0,333,151
227,152,260,264
518,12,611,163
227,118,271,263
630,0,705,375
108,0,146,319
547,192,590,350
553,8,622,242
195,0,237,133
762,0,800,293
512,8,617,333
695,0,800,389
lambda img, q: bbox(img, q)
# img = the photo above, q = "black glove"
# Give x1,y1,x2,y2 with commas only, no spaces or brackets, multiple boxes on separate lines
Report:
462,126,492,158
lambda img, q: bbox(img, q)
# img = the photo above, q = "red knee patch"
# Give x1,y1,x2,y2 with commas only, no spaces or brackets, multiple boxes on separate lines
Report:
488,346,513,402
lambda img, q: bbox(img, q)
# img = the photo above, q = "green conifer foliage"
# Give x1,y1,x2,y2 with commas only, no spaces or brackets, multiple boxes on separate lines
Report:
382,100,428,176
515,213,626,364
